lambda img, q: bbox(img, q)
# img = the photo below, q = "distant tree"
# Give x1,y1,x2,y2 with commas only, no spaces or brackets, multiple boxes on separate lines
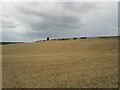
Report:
36,40,41,42
47,37,49,40
62,38,65,40
99,37,106,39
80,37,86,39
73,37,77,40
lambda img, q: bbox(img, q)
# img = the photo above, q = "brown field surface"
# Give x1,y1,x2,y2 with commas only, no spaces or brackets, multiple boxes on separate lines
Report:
2,38,118,88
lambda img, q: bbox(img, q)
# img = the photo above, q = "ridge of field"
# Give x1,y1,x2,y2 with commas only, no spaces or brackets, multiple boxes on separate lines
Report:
2,38,118,88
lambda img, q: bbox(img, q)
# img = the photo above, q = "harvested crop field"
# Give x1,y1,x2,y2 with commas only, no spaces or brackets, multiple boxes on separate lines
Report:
2,38,118,88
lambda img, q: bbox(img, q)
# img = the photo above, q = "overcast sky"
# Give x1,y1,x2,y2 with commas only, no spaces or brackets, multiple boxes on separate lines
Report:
1,2,118,42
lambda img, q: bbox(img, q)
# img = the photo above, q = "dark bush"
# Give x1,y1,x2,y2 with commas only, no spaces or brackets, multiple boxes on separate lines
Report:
47,37,49,40
36,40,41,42
80,37,87,39
73,37,77,40
57,38,70,40
99,37,106,39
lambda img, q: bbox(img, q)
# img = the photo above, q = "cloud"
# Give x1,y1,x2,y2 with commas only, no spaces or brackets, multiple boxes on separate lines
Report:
16,2,85,31
1,2,118,42
2,19,17,28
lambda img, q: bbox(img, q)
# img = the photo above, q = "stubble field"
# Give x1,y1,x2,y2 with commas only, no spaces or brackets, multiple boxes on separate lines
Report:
2,38,118,88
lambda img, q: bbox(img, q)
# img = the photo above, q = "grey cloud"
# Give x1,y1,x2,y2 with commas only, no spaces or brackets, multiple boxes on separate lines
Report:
28,15,82,31
2,20,16,28
2,2,118,42
16,2,85,32
62,2,96,13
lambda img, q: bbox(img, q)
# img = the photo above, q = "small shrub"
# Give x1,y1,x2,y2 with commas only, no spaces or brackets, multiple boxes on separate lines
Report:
57,38,70,40
80,37,87,39
47,37,49,40
99,37,106,39
73,37,77,40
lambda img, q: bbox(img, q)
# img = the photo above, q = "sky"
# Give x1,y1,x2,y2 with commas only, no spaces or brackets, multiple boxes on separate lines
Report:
1,2,118,42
